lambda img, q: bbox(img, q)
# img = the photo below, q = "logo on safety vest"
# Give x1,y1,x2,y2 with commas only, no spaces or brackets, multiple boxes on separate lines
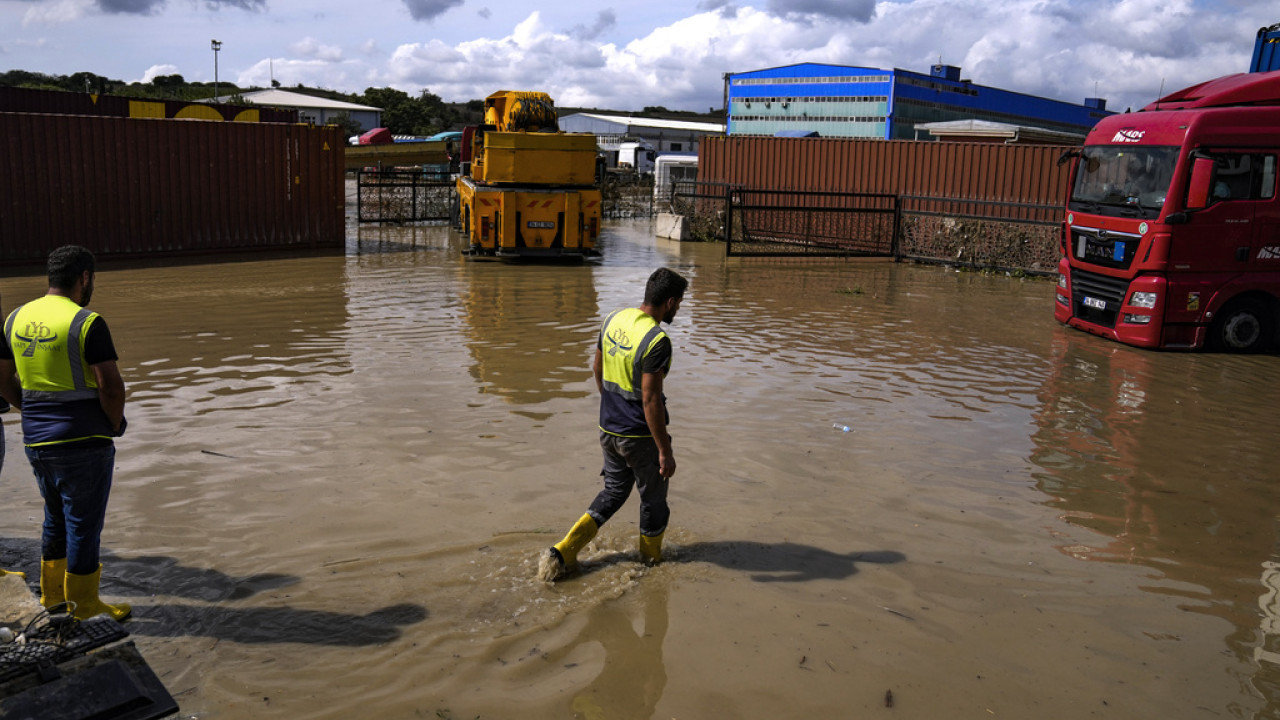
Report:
15,321,58,358
605,328,632,357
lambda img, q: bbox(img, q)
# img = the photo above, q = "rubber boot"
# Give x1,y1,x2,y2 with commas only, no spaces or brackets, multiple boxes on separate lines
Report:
537,513,599,582
40,558,67,608
638,532,664,565
65,565,131,622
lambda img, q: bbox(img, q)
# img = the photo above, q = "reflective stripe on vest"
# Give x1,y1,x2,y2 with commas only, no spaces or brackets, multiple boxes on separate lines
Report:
599,308,667,401
5,297,100,403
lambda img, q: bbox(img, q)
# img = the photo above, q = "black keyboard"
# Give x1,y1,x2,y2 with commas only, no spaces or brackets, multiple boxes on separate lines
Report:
0,615,130,684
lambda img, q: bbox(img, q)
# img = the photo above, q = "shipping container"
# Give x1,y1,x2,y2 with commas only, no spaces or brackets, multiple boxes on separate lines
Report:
698,136,1072,223
0,112,344,266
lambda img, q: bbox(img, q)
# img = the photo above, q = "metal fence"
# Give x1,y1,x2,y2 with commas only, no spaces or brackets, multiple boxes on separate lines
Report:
669,181,1063,269
670,182,898,257
728,189,898,257
356,170,456,223
898,196,1063,273
601,172,655,218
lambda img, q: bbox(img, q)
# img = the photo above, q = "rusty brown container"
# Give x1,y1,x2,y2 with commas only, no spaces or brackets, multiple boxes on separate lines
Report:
699,136,1074,220
0,112,344,266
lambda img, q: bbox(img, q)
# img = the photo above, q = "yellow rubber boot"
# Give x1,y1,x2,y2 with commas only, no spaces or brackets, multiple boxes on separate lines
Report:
65,565,131,622
537,513,598,582
40,558,67,608
638,532,664,565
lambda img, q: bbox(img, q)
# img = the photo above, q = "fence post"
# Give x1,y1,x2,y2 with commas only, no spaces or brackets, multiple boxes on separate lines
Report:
892,195,902,262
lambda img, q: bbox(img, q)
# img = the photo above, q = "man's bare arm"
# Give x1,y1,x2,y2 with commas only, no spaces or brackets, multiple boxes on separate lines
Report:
91,360,126,433
641,371,675,478
0,359,20,411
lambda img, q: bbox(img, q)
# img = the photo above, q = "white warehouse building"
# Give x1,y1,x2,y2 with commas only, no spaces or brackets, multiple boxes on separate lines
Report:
558,113,724,162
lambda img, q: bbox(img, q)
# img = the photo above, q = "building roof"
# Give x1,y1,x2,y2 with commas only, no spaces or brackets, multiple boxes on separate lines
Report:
565,113,724,134
915,119,1085,144
208,88,381,112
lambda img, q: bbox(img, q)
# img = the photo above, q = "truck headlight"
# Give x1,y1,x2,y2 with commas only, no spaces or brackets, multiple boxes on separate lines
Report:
1124,313,1153,325
1129,291,1158,309
1057,273,1068,289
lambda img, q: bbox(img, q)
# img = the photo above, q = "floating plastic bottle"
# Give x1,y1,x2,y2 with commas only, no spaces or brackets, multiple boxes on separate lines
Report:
832,423,850,432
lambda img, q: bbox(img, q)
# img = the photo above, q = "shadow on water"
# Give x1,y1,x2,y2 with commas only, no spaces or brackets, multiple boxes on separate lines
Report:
576,541,905,583
0,538,427,647
126,602,428,647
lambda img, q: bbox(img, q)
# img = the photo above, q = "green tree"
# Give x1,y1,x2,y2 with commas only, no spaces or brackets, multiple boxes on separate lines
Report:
361,87,436,135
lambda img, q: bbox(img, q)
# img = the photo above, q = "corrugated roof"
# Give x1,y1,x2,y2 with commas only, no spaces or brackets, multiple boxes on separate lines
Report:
915,119,1084,143
209,89,381,112
569,113,724,133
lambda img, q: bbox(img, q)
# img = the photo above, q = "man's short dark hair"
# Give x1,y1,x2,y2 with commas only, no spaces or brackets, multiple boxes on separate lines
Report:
644,267,688,306
48,245,96,291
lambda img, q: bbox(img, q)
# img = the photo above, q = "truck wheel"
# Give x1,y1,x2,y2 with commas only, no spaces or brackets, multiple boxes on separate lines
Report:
1209,299,1275,353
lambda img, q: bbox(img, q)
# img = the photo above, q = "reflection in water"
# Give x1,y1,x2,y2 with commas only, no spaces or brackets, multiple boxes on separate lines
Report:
1031,332,1280,716
459,263,599,406
566,581,669,720
4,219,1280,717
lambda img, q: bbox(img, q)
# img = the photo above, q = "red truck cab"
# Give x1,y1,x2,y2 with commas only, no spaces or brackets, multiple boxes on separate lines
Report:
1057,70,1280,351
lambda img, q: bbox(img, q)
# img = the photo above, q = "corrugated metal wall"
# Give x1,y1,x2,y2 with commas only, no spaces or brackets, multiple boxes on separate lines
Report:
700,136,1072,214
0,113,344,266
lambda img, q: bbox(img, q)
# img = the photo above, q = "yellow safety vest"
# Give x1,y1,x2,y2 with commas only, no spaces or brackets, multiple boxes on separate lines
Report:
599,308,670,436
5,295,102,403
5,295,116,446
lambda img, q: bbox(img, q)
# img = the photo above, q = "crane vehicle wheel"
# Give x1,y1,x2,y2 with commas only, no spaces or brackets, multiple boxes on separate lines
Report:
1208,298,1276,353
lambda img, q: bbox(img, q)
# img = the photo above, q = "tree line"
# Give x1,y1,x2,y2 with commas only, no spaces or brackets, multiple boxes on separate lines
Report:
0,69,722,138
0,69,482,138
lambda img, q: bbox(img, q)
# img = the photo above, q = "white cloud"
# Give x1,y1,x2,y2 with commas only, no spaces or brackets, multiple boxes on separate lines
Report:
290,37,345,62
2,0,1275,116
23,0,94,25
140,63,180,82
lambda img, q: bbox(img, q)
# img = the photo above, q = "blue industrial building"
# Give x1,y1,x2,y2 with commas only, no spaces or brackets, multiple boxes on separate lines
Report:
727,63,1111,140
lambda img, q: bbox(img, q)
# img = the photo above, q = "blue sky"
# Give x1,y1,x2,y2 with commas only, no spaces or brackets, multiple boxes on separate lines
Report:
1,0,1275,113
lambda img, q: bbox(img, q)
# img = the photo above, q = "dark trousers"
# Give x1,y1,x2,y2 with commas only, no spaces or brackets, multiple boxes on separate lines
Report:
588,431,670,537
27,442,116,576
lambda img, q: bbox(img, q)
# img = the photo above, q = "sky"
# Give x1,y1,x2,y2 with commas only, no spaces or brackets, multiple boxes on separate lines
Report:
1,0,1276,114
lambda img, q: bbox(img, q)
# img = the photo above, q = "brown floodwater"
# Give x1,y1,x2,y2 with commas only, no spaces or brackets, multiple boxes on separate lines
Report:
2,218,1280,719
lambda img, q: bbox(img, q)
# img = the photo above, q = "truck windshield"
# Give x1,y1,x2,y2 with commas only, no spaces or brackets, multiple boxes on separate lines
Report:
1069,146,1179,219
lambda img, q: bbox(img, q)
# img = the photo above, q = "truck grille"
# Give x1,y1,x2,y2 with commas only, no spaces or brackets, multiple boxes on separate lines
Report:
1070,268,1129,328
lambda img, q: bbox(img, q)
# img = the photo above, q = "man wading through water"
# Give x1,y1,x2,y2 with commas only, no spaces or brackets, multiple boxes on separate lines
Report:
539,268,688,582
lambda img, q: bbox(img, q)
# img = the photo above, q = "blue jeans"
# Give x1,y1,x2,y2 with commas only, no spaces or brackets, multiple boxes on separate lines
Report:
588,432,670,537
26,442,116,576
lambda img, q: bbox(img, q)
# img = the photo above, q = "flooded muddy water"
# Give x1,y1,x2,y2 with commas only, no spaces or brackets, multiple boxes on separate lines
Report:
3,219,1280,718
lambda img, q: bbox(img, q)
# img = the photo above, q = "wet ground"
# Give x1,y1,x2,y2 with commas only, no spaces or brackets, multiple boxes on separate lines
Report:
2,218,1280,719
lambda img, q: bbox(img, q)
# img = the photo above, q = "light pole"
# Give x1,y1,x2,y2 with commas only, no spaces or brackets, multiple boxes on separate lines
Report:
211,39,222,101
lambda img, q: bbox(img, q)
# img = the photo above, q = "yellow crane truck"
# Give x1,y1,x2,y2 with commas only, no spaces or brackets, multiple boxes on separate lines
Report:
456,91,602,260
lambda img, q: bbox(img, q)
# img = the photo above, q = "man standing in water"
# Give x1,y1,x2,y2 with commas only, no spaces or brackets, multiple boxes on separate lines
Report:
0,245,131,620
538,268,688,582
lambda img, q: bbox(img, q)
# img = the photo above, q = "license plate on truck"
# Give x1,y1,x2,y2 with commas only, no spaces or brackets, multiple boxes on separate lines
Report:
1083,296,1107,310
527,221,555,229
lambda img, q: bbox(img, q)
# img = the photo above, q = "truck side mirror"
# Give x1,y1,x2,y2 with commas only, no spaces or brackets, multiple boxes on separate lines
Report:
1185,156,1214,210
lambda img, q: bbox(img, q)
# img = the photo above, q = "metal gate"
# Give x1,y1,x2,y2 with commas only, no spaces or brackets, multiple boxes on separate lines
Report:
727,189,899,257
357,170,456,223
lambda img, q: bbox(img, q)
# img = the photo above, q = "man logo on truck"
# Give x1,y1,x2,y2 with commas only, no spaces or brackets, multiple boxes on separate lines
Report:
1112,129,1146,143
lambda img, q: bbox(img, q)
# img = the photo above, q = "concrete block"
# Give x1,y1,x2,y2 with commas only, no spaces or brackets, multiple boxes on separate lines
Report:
655,212,690,241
